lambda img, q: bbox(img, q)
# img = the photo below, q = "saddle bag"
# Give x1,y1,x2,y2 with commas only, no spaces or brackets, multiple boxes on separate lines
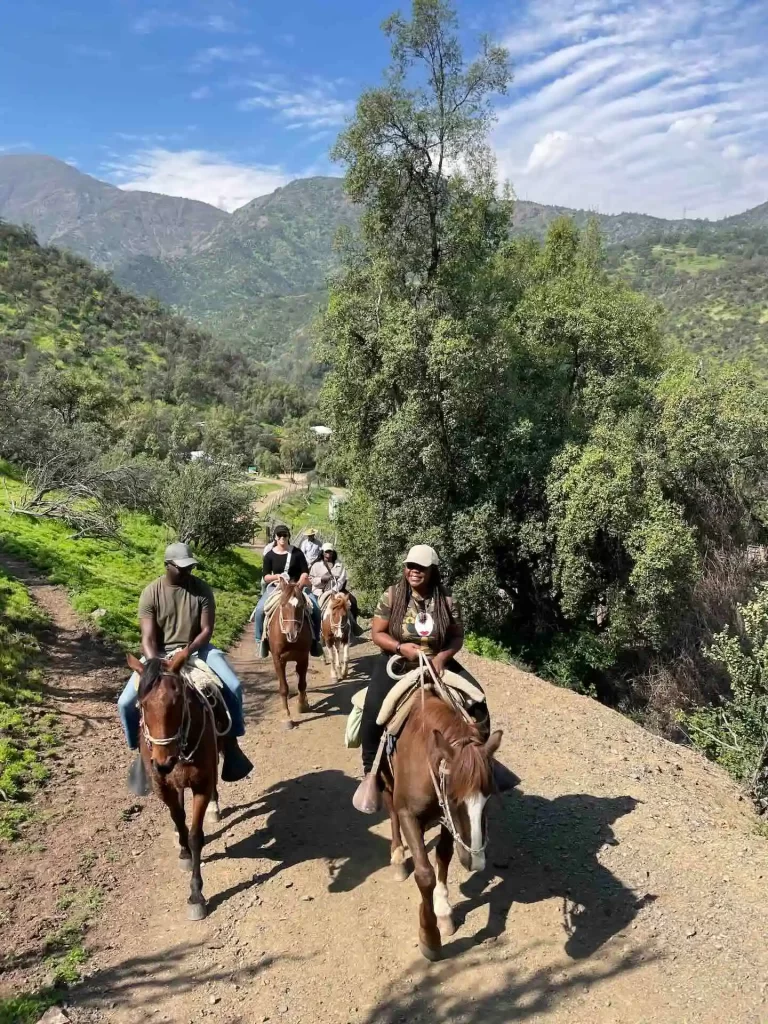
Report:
344,687,367,749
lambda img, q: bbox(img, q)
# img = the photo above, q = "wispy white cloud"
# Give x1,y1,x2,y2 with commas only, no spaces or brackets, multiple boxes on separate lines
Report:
190,86,212,101
494,0,768,218
239,76,354,130
133,8,237,34
190,45,262,70
102,148,294,211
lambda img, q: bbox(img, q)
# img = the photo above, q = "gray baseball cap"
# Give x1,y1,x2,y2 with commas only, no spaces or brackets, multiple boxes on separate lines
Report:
164,542,198,568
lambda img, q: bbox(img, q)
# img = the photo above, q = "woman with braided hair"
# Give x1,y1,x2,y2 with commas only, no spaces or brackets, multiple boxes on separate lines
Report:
353,544,492,814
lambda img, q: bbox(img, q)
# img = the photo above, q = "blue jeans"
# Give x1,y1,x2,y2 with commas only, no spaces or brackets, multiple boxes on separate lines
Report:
254,585,321,644
117,644,245,750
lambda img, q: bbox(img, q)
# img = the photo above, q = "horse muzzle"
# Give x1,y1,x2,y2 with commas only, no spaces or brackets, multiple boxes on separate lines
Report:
153,755,179,776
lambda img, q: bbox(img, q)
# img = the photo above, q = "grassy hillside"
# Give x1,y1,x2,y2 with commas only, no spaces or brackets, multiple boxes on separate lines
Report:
0,566,55,841
609,226,768,367
0,470,261,651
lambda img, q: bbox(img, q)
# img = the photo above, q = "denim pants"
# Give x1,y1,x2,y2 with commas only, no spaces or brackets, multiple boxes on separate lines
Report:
117,644,245,749
254,584,321,643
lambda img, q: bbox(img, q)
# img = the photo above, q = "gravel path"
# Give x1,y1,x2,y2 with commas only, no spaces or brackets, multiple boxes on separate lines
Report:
2,559,768,1023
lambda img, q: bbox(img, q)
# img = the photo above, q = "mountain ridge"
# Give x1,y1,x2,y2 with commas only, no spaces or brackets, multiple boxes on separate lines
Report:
1,154,766,373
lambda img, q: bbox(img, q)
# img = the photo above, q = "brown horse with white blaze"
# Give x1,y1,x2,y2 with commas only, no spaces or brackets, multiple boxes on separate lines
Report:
268,578,312,728
126,648,222,920
382,692,502,960
321,593,351,683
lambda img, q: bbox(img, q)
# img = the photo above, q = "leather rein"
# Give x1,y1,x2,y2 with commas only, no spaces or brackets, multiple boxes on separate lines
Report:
140,668,230,764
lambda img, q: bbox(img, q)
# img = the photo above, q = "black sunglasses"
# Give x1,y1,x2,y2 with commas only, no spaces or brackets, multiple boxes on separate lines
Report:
405,562,428,571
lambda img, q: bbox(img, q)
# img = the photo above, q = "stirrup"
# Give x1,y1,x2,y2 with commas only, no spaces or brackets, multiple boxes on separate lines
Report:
221,740,253,783
352,773,381,814
128,753,151,797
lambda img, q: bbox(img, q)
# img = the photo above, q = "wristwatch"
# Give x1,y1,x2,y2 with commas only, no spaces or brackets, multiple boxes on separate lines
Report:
395,643,402,656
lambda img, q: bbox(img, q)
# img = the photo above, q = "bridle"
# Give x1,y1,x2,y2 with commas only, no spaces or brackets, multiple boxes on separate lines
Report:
278,590,306,643
140,665,231,764
326,597,348,639
415,652,489,857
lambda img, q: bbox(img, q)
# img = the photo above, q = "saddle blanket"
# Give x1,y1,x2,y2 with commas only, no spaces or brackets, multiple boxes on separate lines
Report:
344,668,485,750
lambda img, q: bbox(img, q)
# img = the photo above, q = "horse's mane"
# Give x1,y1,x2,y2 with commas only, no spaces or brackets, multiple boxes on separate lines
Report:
138,657,167,700
415,695,491,804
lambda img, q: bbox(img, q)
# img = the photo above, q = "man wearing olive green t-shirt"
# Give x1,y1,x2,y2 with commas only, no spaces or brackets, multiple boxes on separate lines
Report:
117,542,252,795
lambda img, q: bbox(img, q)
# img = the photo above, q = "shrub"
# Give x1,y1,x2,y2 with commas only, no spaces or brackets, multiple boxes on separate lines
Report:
161,462,256,552
682,584,768,807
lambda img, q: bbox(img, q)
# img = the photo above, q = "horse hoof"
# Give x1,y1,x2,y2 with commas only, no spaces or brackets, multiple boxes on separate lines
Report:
419,941,442,962
205,805,221,823
187,902,207,921
284,719,296,730
297,700,310,714
179,855,193,872
329,675,338,684
390,862,408,883
438,915,456,938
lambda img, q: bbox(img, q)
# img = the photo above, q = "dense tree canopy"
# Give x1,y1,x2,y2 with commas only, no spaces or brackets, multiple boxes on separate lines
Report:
321,0,768,718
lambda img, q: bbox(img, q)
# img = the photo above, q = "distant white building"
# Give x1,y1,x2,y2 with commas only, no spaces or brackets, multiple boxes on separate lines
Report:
310,425,332,440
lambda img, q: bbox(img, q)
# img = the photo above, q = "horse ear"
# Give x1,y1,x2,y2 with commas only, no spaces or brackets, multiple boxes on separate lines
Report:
432,729,454,764
126,653,144,674
484,729,503,759
167,648,189,674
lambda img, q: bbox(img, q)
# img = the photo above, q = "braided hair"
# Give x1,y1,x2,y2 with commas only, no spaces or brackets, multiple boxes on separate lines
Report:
388,567,454,652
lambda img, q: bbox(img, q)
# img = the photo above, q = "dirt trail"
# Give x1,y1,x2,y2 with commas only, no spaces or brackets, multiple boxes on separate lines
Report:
4,562,768,1023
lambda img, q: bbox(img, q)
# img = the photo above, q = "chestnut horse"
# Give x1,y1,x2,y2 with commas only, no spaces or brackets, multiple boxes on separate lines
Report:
268,579,312,728
382,691,502,961
126,649,224,920
321,592,351,683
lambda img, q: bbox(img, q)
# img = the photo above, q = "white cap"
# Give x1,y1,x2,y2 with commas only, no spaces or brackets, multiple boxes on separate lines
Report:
322,542,336,552
404,544,439,568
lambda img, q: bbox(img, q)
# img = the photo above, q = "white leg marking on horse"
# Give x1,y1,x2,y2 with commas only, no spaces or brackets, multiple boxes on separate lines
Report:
342,642,349,678
391,845,406,865
433,880,451,918
465,793,488,873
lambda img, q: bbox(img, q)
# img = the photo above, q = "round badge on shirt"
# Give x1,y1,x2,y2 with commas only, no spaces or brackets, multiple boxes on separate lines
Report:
415,611,434,637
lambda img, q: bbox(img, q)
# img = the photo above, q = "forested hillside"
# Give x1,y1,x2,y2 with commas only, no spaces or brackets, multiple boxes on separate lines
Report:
4,155,766,378
0,219,313,470
609,226,768,367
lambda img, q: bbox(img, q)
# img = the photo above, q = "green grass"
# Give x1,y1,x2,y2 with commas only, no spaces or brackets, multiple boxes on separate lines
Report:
0,566,57,841
651,244,726,274
0,473,262,652
270,486,334,535
464,632,514,664
0,886,103,1023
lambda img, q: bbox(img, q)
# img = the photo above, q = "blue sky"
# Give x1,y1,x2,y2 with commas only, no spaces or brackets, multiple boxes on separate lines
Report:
2,0,766,218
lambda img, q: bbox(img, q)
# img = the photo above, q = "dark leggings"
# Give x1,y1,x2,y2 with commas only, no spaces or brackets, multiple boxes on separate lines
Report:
360,653,488,773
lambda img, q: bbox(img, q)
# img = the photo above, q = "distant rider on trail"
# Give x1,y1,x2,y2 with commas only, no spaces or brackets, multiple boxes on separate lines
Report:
309,542,363,635
254,525,323,655
300,527,322,567
117,542,252,796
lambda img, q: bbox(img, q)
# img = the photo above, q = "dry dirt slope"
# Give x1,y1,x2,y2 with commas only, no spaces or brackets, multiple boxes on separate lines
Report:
2,564,768,1024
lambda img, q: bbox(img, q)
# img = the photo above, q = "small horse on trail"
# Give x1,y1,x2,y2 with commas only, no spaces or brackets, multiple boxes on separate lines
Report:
126,649,226,920
321,592,351,683
268,578,312,728
382,689,502,961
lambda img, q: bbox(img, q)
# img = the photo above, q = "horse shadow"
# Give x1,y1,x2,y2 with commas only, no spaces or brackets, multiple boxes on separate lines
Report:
205,769,392,912
302,647,378,720
446,791,643,960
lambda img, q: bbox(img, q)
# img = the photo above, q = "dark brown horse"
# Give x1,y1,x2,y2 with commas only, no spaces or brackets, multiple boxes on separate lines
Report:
268,579,312,728
382,693,502,960
126,649,222,920
321,592,351,684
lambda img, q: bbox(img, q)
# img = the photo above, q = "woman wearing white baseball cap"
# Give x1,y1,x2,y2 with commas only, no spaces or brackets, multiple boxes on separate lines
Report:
353,543,490,814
